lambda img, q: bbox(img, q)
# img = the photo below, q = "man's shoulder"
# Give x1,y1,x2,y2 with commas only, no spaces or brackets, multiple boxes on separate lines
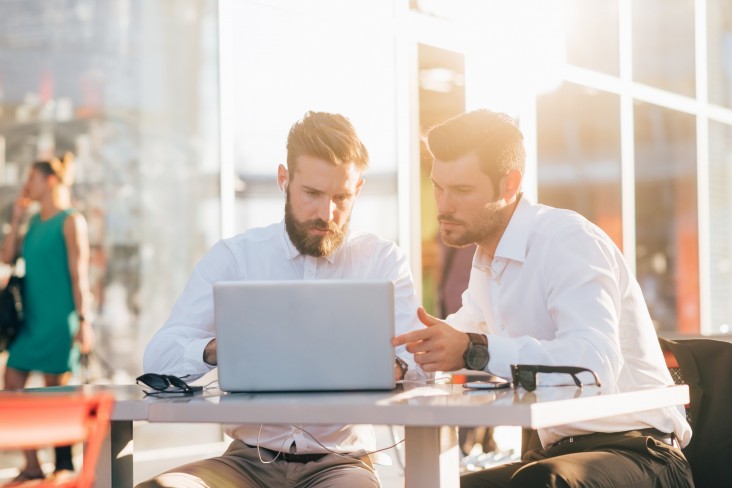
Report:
224,222,282,247
347,230,399,253
533,203,596,234
529,204,618,256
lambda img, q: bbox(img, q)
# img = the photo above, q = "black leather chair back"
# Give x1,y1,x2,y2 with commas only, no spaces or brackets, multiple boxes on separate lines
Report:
659,337,732,488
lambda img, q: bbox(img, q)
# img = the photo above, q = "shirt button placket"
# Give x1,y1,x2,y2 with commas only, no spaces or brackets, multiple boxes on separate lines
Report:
304,256,317,279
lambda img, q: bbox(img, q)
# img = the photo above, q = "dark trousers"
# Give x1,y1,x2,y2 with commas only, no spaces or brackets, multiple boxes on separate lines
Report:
461,430,694,488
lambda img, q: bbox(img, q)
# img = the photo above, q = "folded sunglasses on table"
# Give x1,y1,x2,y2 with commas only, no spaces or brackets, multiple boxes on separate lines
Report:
510,364,602,391
136,373,203,395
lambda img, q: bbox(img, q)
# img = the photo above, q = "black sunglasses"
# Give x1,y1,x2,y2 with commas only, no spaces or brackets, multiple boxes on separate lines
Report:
510,364,602,392
136,373,201,395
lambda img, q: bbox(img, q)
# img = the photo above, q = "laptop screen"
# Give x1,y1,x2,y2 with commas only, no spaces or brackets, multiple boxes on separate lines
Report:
214,280,396,392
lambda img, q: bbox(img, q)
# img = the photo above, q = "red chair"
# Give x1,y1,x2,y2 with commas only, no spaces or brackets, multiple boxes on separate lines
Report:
0,392,115,488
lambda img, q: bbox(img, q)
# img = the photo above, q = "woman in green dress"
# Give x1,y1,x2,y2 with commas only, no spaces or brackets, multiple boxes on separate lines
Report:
1,153,93,483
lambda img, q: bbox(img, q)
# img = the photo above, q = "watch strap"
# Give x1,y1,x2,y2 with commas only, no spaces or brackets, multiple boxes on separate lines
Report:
467,332,488,347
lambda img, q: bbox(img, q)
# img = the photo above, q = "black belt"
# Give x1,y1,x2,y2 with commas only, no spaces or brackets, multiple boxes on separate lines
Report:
552,428,675,448
246,444,328,463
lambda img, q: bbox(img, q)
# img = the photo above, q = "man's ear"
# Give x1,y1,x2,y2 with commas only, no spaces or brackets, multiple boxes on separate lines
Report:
277,164,288,193
354,177,365,196
501,170,522,201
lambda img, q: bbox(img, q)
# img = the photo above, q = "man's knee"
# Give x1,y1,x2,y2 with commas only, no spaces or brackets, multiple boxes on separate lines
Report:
314,464,380,488
135,472,210,488
135,459,246,488
510,462,571,488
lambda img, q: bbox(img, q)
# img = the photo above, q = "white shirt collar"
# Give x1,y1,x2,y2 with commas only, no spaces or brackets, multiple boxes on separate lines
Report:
471,194,535,272
495,193,536,264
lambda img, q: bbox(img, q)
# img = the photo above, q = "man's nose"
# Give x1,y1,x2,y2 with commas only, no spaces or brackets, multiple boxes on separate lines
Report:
435,192,454,216
316,198,336,223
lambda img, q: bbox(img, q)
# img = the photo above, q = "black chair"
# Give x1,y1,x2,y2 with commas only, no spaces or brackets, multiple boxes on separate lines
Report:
659,337,732,488
518,338,732,487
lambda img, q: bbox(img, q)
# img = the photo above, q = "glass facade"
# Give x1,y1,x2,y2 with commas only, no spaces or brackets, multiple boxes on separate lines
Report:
0,0,730,386
708,120,732,333
563,0,620,76
537,83,623,248
413,0,732,336
632,0,696,96
0,0,220,380
708,0,732,109
226,0,401,241
634,104,698,333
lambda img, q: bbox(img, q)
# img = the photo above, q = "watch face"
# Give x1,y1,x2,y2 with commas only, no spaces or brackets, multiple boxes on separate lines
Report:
466,344,489,370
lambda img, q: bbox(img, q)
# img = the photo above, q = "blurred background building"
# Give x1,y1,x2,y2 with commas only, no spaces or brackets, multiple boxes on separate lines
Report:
1,0,731,484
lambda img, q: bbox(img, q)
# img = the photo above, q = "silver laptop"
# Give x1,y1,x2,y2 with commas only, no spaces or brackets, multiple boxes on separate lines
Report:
214,280,396,392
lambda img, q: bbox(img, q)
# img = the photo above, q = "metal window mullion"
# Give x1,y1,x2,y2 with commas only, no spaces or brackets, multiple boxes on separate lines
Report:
695,0,711,334
397,1,423,297
217,0,235,239
619,0,636,272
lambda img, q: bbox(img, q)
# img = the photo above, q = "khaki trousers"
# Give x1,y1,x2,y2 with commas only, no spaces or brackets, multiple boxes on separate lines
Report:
136,440,380,488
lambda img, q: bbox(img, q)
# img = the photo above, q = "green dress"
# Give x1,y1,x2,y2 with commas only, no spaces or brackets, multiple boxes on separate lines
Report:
7,209,80,374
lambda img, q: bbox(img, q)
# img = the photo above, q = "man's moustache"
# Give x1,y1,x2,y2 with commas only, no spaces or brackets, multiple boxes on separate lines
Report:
308,220,336,232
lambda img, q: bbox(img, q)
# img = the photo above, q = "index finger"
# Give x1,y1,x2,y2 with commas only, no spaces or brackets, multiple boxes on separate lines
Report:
392,328,433,347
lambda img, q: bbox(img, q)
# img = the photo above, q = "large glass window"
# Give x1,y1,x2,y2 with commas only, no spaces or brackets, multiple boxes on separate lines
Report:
634,103,698,333
226,0,400,241
537,82,623,248
0,0,220,380
417,44,467,317
563,0,619,76
632,0,695,97
708,0,732,109
708,121,732,333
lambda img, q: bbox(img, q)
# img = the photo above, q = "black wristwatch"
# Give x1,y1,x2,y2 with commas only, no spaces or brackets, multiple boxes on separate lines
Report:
463,333,489,371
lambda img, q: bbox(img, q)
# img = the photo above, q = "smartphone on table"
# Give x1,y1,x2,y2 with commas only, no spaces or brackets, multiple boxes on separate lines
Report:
462,375,511,390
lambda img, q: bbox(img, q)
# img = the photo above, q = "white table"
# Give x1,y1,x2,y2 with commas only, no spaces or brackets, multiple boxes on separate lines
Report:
28,383,689,488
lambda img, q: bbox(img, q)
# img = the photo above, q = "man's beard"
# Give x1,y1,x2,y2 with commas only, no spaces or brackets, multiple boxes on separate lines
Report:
284,191,349,257
439,201,504,248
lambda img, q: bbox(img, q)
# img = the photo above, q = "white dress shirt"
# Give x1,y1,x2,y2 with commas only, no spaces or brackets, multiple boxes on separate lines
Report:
446,196,692,448
143,221,423,454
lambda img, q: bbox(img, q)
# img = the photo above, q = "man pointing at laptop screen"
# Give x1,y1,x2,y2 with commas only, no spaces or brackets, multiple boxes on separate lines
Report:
393,109,693,488
139,111,424,488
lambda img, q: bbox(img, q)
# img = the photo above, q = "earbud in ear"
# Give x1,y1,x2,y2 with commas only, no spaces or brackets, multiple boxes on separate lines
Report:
282,181,288,193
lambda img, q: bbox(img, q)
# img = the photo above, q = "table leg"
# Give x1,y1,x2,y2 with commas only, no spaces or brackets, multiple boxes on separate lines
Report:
404,426,459,488
96,420,133,487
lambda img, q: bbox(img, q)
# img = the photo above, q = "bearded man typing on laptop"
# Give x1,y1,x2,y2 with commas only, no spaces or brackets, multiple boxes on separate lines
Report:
138,111,424,488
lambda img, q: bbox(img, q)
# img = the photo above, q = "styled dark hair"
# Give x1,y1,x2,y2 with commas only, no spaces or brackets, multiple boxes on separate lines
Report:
425,109,525,191
33,152,76,186
286,111,369,174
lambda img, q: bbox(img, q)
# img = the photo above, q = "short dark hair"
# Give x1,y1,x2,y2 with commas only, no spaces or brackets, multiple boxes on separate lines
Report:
425,109,525,189
286,111,369,175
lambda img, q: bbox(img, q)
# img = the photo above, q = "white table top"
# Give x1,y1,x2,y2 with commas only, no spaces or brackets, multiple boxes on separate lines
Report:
22,382,690,429
14,382,690,488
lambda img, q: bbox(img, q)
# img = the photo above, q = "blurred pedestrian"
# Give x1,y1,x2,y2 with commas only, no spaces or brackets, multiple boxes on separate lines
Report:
1,153,93,483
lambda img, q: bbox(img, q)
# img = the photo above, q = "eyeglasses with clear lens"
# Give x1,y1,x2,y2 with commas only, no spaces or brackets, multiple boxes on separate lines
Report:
136,373,196,394
510,364,602,392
